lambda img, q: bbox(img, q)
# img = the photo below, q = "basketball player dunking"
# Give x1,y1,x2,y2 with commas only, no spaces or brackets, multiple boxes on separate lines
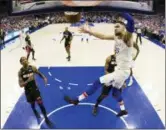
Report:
23,33,36,61
64,13,135,117
18,57,52,126
92,54,126,115
60,27,73,61
92,41,140,115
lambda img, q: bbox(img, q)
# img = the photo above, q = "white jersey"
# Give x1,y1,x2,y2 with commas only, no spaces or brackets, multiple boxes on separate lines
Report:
20,32,25,42
114,37,133,70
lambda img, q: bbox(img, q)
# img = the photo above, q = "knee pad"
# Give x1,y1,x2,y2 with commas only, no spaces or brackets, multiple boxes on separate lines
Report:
36,97,42,104
94,79,101,86
86,79,101,95
117,95,123,102
112,92,117,98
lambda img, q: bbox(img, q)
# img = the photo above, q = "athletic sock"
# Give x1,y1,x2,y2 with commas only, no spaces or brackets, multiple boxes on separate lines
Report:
120,104,125,111
78,92,88,101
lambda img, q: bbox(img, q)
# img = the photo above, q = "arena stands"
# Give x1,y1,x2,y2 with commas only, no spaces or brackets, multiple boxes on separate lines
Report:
0,12,165,44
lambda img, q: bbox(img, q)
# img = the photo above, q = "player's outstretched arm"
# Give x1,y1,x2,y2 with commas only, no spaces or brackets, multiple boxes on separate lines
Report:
79,27,114,40
32,66,48,85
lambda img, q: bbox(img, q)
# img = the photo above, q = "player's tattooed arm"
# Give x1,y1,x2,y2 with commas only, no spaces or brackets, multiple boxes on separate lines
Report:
18,71,25,88
32,66,48,85
32,66,46,79
79,27,115,40
133,41,140,61
105,56,111,74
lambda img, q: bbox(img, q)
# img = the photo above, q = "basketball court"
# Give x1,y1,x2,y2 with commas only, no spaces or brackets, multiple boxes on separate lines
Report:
1,24,165,129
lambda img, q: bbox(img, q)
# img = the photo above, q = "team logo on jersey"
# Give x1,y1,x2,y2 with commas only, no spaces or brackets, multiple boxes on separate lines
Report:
23,73,33,78
114,40,126,55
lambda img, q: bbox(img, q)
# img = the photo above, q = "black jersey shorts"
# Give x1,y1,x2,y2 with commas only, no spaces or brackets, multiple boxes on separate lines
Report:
25,87,41,103
65,41,71,48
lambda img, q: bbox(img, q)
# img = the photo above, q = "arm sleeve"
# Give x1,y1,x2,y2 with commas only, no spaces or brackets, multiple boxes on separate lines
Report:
121,13,135,33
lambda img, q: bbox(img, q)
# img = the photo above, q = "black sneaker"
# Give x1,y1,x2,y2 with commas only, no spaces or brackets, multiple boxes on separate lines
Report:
32,58,36,61
116,110,128,117
64,96,79,105
68,56,71,61
45,118,53,128
92,106,98,116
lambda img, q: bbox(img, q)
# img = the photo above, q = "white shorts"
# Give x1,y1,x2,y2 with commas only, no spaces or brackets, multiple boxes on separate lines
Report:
99,69,130,89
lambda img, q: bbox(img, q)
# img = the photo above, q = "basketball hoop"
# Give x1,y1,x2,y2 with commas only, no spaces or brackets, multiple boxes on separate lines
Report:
64,12,81,23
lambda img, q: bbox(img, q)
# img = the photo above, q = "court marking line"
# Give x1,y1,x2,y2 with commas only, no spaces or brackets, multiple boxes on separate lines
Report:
48,72,52,76
68,83,78,86
54,78,62,82
38,102,129,129
87,83,93,86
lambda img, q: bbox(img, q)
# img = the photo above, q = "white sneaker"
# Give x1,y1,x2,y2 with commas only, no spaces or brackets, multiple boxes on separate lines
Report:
128,77,133,87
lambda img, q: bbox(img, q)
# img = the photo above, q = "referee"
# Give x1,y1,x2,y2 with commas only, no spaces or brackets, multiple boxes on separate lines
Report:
136,25,142,45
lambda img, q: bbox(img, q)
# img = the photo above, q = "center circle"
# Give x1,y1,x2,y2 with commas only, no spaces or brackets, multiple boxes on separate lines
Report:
39,103,129,129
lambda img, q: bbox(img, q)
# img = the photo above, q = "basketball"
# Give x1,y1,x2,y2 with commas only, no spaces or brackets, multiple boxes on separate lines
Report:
64,12,81,23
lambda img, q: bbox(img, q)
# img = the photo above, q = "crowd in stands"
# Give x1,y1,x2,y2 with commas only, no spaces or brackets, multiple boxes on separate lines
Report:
0,12,165,44
134,13,165,43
